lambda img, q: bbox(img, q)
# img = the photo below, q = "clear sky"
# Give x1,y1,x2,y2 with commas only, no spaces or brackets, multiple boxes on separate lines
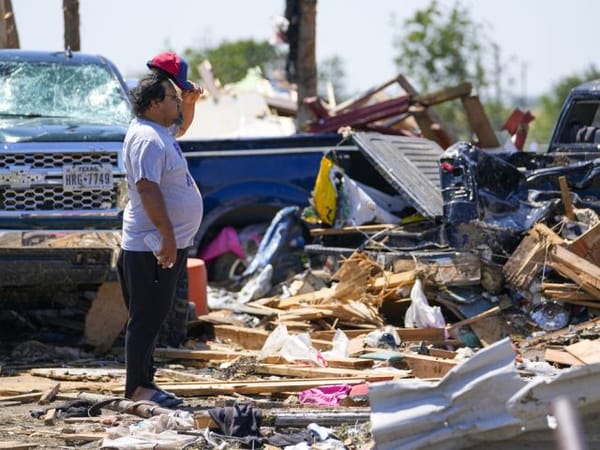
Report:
10,0,599,99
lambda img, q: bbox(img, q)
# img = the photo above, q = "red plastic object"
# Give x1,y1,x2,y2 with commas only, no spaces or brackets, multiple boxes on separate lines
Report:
187,258,208,316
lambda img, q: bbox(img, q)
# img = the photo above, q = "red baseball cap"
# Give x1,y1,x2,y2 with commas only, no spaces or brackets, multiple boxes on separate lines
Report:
147,52,195,91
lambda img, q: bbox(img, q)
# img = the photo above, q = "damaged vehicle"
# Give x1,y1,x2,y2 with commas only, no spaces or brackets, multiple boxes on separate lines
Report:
0,49,130,303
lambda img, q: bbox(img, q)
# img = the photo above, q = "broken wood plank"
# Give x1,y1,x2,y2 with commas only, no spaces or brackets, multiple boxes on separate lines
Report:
84,281,127,353
541,282,598,301
0,442,39,449
558,176,576,220
260,355,374,370
43,408,57,426
396,352,458,378
112,377,393,396
548,245,600,298
0,392,42,404
254,364,406,380
447,306,502,331
565,339,600,364
38,383,60,405
213,325,270,350
569,221,600,267
370,270,417,291
544,348,584,366
265,287,336,309
503,223,564,289
155,348,257,361
461,95,500,148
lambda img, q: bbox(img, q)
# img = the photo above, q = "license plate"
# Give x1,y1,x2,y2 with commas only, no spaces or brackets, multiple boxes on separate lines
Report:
63,164,113,191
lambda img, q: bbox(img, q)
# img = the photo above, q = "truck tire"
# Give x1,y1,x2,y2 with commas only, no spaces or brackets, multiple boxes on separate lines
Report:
158,268,190,347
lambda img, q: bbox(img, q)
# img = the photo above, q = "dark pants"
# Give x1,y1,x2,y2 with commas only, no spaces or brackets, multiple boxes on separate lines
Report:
117,249,187,398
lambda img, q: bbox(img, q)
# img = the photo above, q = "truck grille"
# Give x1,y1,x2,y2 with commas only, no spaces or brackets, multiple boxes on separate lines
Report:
2,186,117,210
0,150,123,211
0,152,118,169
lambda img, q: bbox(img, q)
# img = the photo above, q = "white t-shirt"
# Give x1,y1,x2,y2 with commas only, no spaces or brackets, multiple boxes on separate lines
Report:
121,117,203,251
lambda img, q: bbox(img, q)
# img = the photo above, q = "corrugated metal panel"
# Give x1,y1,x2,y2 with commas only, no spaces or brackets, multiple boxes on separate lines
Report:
369,337,600,449
352,132,444,218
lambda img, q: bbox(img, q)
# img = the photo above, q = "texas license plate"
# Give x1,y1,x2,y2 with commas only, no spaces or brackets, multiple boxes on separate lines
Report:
63,164,113,191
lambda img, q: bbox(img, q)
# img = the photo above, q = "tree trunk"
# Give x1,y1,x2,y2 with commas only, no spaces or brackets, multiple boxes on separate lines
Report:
295,0,317,131
0,0,20,48
63,0,80,51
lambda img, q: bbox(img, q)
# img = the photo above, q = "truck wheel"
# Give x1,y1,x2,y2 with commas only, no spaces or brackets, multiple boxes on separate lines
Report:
158,267,190,347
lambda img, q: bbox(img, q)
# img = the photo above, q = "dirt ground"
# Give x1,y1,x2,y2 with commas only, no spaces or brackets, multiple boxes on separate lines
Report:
0,349,374,450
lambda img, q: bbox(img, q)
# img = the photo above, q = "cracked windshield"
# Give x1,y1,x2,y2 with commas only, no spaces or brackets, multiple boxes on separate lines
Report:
0,60,131,125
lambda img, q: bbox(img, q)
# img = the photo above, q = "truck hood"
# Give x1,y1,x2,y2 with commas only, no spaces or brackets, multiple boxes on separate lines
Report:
0,117,128,143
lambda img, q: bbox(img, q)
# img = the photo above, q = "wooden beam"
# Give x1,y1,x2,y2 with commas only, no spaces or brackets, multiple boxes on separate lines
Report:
400,353,458,378
558,176,576,220
549,245,600,298
112,376,394,396
569,221,600,267
461,95,500,148
213,325,269,350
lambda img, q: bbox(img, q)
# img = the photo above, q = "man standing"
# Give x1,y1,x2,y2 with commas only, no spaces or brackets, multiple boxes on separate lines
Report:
117,54,203,407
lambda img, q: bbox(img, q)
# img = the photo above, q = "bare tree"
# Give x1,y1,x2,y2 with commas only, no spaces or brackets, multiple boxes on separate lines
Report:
63,0,80,51
0,0,20,48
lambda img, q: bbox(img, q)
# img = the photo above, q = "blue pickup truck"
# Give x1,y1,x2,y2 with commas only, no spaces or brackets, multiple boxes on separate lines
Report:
0,50,365,303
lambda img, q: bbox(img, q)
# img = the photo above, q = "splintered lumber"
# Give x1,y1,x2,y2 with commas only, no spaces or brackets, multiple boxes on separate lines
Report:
558,176,576,220
213,325,270,350
447,306,502,331
369,270,417,291
112,377,393,397
402,353,458,378
522,316,600,346
0,392,42,404
0,442,39,449
38,383,60,405
565,339,600,364
548,245,600,299
541,282,599,302
332,252,375,301
254,364,405,380
544,348,584,366
569,221,600,267
154,348,257,361
503,223,564,289
260,355,374,370
264,287,336,309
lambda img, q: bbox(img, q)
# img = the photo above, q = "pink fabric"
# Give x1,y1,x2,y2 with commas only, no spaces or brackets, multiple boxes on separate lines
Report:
198,226,245,262
298,384,352,406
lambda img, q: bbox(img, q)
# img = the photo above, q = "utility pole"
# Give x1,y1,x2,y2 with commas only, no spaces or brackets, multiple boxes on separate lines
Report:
63,0,80,51
0,0,20,48
287,0,317,130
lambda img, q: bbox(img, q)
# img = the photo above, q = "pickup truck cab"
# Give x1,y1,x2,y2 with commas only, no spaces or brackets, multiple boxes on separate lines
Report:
0,49,130,299
548,79,600,153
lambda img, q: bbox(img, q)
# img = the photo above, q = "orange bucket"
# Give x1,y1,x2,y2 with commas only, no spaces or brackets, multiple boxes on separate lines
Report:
186,258,208,316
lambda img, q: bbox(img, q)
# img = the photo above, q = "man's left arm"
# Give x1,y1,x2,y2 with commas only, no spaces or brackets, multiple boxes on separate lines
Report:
176,83,202,138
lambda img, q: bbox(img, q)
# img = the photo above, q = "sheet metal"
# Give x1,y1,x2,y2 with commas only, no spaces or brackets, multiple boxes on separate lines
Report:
352,132,444,218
